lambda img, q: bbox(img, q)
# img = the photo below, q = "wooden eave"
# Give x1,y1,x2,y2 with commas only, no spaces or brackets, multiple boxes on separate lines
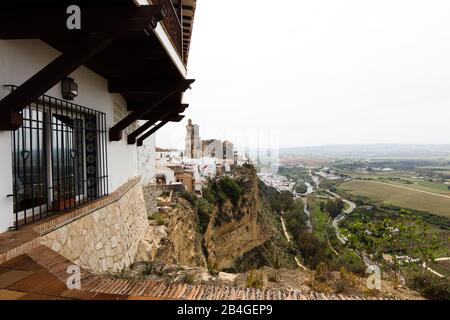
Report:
0,0,194,142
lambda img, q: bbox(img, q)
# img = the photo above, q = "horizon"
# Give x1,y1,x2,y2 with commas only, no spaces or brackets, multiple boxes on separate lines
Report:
156,142,450,152
156,0,450,149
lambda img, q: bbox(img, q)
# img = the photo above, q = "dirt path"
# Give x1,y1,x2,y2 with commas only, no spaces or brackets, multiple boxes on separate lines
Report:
280,212,307,271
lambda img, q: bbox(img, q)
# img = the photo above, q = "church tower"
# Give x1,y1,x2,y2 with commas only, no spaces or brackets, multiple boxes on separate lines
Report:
185,119,201,158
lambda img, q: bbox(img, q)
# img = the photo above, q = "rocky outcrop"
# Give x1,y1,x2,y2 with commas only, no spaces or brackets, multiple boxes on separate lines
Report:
137,198,206,267
137,165,292,273
135,223,167,262
204,167,273,271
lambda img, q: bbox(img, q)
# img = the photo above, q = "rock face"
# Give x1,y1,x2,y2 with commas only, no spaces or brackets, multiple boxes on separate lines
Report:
135,223,167,262
137,199,206,268
137,165,288,273
204,168,271,270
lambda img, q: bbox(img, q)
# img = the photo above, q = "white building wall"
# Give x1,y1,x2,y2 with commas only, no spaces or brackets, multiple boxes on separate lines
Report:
0,131,13,232
155,166,175,185
0,39,143,232
138,131,156,185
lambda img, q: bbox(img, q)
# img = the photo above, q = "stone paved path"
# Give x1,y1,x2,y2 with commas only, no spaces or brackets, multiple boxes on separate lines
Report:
0,245,393,300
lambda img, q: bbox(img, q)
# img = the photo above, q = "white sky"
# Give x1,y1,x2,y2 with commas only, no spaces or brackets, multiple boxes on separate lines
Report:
156,0,450,149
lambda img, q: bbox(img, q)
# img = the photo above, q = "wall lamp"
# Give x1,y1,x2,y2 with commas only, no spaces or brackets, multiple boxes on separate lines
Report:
61,77,78,100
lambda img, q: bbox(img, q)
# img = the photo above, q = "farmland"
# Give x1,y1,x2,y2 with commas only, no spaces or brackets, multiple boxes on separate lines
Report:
337,180,450,218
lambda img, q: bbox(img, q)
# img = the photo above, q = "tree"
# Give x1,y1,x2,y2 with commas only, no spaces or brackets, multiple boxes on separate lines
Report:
319,201,325,212
410,220,442,273
325,198,344,218
342,213,442,283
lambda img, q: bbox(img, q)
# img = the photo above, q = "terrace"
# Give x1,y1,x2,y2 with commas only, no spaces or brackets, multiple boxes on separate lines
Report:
149,0,196,65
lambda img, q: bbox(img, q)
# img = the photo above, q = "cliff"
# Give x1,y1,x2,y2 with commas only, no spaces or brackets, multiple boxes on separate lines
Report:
136,197,206,268
203,165,294,271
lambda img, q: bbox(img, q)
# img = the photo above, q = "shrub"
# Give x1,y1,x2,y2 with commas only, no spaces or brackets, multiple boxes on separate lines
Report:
268,272,280,283
202,186,217,204
180,191,197,207
183,274,195,285
197,198,212,234
142,262,154,276
218,176,243,205
338,251,366,276
406,272,450,300
149,212,166,226
314,262,331,283
325,198,344,218
246,271,264,289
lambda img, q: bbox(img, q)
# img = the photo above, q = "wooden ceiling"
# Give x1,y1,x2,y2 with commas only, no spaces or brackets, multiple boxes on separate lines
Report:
0,0,195,144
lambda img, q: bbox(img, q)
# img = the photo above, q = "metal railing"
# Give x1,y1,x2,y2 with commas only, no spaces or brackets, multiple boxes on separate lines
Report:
153,0,183,60
7,85,109,229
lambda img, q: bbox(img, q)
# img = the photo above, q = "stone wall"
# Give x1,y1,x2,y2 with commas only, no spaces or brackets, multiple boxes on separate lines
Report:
142,183,159,215
40,178,149,274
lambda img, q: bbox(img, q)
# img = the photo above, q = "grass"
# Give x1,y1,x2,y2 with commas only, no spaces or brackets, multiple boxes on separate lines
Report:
338,180,450,218
338,167,450,195
148,212,166,226
384,180,450,196
309,199,329,242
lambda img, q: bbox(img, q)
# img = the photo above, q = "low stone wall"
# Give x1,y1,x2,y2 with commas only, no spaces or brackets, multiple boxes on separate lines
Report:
142,183,159,215
40,178,149,274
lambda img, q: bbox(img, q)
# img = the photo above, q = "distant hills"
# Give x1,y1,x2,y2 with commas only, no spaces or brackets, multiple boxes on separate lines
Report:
279,144,450,159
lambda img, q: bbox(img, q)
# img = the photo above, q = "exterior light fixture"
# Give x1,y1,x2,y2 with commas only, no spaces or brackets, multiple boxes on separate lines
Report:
61,77,78,100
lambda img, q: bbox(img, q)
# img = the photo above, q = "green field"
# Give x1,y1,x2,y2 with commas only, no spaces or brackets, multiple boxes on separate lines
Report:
384,181,450,196
308,198,328,242
338,180,450,218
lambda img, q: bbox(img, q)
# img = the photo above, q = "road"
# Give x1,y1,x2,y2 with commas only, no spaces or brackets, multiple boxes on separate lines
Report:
309,170,320,189
435,257,450,262
303,198,313,233
326,189,356,245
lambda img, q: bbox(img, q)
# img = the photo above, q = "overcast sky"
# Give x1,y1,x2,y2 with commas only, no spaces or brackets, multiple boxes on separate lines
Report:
156,0,450,149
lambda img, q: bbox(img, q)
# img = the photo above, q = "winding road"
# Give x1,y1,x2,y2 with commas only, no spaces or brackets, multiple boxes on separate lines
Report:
326,189,357,245
302,198,313,233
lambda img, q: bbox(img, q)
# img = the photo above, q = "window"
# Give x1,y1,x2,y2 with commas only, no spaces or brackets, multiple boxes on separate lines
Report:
9,86,108,229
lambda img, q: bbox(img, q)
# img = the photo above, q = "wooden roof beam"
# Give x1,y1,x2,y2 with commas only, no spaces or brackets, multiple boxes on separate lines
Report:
109,79,194,141
146,103,188,114
136,115,184,147
0,33,115,131
127,104,188,144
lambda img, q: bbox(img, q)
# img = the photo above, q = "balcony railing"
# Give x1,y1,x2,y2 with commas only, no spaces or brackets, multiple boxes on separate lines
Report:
153,0,183,61
6,85,109,229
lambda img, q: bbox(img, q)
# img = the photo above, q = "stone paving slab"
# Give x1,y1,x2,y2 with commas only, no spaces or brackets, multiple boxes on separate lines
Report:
6,269,68,296
0,269,34,289
0,246,395,301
